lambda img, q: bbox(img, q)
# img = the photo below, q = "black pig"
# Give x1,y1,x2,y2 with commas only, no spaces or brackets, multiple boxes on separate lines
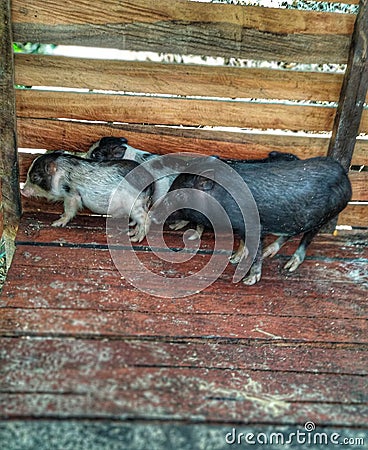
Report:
151,156,352,284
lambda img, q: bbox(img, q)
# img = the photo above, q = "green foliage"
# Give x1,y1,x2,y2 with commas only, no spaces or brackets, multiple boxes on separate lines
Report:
13,43,56,54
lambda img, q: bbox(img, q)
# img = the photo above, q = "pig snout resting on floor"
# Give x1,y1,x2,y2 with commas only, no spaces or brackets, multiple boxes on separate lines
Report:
21,151,153,242
151,156,352,285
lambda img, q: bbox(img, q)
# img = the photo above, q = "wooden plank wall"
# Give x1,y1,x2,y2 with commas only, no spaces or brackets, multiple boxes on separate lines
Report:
10,0,368,227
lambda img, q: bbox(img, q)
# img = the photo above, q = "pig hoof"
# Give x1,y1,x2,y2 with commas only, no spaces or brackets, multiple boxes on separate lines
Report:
242,272,261,285
169,220,190,231
187,227,205,240
51,219,68,227
229,253,241,264
284,255,302,272
130,232,144,243
263,243,280,258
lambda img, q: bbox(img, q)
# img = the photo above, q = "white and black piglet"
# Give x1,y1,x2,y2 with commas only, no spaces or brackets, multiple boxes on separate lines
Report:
22,151,153,242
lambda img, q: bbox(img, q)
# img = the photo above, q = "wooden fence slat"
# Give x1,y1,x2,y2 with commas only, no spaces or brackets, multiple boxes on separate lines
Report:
11,1,355,63
328,0,368,171
15,54,358,103
349,172,368,201
338,204,368,227
16,118,368,166
11,24,352,65
16,89,362,132
11,0,355,34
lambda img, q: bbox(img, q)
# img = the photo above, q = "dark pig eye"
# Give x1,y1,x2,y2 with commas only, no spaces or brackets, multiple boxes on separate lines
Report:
30,173,42,185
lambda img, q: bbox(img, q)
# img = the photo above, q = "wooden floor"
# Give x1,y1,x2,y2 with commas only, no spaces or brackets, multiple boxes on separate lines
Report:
0,212,367,449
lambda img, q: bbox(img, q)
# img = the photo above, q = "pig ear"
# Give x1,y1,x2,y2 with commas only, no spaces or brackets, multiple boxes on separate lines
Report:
195,169,215,191
45,161,57,175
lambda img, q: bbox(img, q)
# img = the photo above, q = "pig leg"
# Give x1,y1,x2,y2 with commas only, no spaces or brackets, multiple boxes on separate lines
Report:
263,235,291,258
129,204,151,243
229,239,245,264
52,194,82,227
284,228,319,272
242,241,263,285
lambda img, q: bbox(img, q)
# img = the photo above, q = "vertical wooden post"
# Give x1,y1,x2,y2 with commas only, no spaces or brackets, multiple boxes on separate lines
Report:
328,0,368,171
0,0,21,267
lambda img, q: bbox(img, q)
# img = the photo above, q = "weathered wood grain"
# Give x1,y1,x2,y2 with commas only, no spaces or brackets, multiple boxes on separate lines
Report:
15,54,357,103
3,265,367,320
349,171,368,200
1,391,367,425
2,337,367,375
17,89,368,132
338,204,368,227
328,0,368,171
11,0,355,63
10,0,355,31
1,213,367,427
1,365,368,409
16,118,368,165
0,0,21,262
1,305,367,343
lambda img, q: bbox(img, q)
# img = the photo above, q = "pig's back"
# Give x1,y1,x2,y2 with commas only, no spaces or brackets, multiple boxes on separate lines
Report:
233,157,351,235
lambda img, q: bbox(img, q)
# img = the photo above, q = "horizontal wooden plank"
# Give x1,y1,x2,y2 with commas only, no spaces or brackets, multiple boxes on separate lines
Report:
11,23,352,65
3,265,367,320
1,359,367,406
10,0,355,33
15,54,359,103
1,391,367,425
2,360,367,407
16,118,368,165
2,305,367,343
5,234,368,290
11,1,355,63
15,89,358,132
338,203,368,227
1,337,367,375
350,172,368,201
